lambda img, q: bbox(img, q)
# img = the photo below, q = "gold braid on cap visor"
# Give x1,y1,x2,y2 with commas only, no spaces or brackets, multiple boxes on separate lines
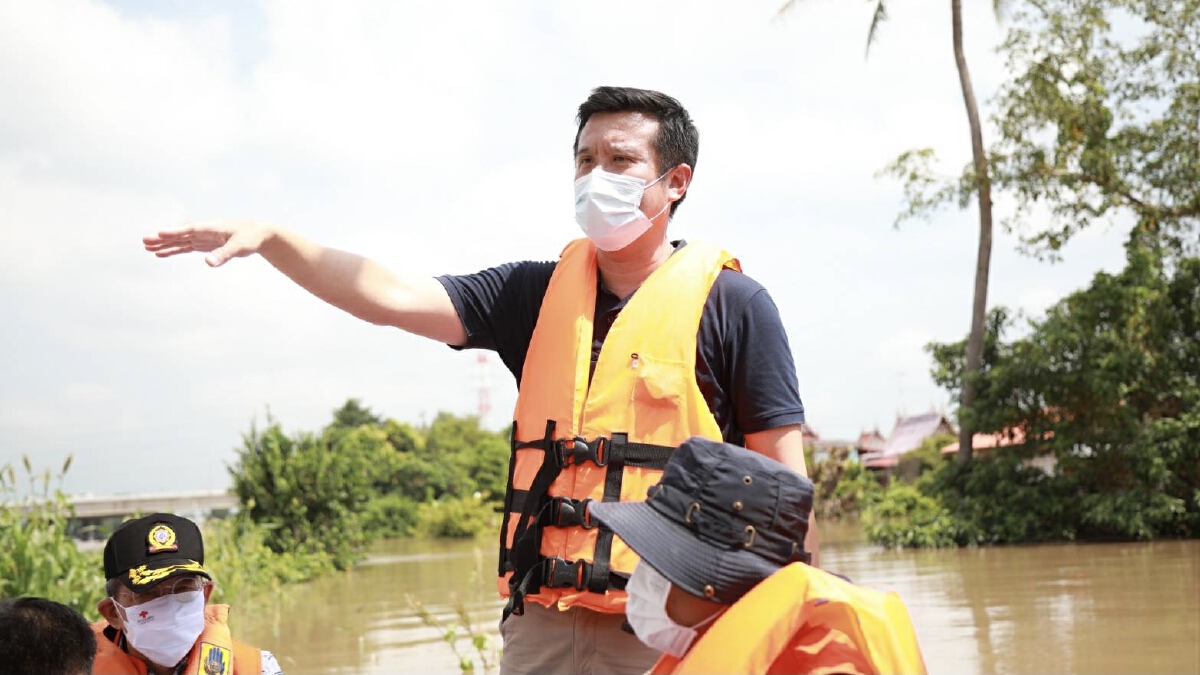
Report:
126,561,206,586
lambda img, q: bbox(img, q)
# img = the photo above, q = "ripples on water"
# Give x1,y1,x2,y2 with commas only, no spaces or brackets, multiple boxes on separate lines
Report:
236,523,1200,674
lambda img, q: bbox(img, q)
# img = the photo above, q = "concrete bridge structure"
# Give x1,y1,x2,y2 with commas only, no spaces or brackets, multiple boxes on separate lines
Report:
64,490,239,544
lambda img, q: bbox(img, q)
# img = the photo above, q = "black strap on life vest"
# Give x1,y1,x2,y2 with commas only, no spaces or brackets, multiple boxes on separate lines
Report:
500,423,674,622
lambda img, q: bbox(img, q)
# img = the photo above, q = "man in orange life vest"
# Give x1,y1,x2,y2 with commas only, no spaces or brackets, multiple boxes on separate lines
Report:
590,437,927,675
143,85,816,675
92,513,283,675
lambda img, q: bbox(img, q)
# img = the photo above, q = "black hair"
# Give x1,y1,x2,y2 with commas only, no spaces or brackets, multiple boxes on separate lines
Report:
575,86,700,216
0,597,97,675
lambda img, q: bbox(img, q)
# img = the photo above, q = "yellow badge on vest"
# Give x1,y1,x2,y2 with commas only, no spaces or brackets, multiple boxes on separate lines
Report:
199,642,233,675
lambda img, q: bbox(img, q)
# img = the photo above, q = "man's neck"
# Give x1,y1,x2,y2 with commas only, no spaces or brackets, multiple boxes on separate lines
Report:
596,232,674,299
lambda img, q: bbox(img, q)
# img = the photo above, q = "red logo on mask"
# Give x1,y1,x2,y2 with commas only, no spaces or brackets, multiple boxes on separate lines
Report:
139,610,148,619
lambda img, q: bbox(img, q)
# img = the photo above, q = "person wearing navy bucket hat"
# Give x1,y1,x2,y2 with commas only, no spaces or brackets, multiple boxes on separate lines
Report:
589,437,928,675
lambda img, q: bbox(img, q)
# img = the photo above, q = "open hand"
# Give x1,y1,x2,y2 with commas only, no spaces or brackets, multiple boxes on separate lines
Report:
143,220,274,267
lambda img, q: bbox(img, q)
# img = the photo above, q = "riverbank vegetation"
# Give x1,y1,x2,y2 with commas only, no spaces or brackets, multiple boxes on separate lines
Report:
230,400,506,570
0,403,508,620
841,245,1200,548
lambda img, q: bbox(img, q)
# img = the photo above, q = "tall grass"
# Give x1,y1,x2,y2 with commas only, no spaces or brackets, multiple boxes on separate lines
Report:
0,456,334,625
0,456,106,619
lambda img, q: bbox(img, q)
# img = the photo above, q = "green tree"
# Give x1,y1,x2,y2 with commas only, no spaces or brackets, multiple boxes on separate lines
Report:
329,398,383,429
784,0,1003,463
927,243,1200,540
988,0,1200,258
422,412,510,502
229,418,385,568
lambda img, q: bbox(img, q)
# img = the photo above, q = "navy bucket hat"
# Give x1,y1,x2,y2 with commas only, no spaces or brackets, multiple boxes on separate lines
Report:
589,436,814,605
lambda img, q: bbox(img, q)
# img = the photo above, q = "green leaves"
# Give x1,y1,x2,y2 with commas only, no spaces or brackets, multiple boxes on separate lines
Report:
877,149,980,228
991,0,1199,258
865,485,959,548
0,456,106,619
925,249,1200,541
228,403,513,569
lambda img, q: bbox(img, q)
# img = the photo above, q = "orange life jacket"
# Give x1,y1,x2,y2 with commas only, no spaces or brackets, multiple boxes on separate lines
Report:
499,238,740,617
90,604,263,675
650,563,928,675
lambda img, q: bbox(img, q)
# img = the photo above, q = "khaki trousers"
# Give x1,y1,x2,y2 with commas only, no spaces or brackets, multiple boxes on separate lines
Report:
498,601,661,675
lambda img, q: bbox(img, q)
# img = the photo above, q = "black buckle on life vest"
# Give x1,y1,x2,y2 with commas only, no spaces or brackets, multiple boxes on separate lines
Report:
554,436,608,468
543,557,593,592
547,496,597,529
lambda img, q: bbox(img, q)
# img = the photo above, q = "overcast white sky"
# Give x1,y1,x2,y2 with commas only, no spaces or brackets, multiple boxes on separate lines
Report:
0,0,1129,496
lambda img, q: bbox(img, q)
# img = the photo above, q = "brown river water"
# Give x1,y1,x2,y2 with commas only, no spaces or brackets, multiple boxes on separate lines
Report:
233,522,1199,674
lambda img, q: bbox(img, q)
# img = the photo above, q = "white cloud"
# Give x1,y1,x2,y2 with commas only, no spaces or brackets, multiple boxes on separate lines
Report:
0,0,243,180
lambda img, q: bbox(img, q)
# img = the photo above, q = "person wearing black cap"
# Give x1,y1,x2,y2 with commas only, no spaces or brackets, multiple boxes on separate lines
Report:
590,437,927,675
92,513,282,675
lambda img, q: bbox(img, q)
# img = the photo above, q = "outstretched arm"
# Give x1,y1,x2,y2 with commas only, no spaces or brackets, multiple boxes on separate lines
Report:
745,424,821,568
144,221,467,346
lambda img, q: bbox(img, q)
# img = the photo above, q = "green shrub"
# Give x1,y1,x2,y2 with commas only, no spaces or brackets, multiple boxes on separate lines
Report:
230,420,378,569
362,493,420,539
414,495,498,539
864,485,958,548
810,452,884,522
202,514,335,612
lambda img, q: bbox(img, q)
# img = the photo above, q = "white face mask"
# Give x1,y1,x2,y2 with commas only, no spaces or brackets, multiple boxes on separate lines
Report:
574,167,671,251
625,562,720,658
114,590,206,668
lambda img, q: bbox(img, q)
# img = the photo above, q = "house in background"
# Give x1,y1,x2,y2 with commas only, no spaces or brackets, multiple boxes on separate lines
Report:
802,425,894,466
854,427,887,465
802,424,861,464
941,428,1059,475
862,411,956,477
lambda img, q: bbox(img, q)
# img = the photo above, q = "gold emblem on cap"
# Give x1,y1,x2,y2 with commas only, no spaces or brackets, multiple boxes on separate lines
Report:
147,524,179,553
127,561,205,586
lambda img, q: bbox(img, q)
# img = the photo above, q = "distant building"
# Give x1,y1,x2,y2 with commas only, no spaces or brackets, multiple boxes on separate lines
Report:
801,424,860,463
941,428,1058,475
855,428,887,463
862,411,956,471
803,424,894,465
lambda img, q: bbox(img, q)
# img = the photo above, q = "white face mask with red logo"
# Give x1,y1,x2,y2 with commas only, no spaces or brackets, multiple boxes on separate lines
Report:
114,591,206,667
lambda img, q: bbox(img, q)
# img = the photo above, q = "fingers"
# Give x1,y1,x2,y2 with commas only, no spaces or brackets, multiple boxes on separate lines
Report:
143,225,198,247
151,246,200,259
205,247,231,268
144,222,228,253
144,220,264,268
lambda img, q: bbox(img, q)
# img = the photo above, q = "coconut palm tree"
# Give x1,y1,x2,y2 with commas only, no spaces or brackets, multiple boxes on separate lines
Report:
780,0,999,462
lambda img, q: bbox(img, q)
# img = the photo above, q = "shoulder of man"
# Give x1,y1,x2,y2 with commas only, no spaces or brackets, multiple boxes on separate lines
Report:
705,267,778,329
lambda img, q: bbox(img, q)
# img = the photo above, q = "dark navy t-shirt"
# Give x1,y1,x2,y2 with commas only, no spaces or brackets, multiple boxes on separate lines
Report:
436,243,805,446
